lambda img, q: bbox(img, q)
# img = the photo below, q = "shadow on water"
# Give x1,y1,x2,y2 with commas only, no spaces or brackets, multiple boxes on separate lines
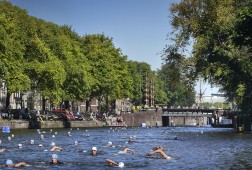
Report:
0,126,251,169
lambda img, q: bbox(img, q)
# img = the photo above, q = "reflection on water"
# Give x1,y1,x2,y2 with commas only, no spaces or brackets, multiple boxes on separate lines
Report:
0,126,251,169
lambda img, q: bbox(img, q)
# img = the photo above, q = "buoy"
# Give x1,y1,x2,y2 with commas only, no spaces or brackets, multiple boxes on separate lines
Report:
141,123,147,128
2,126,10,133
238,127,244,133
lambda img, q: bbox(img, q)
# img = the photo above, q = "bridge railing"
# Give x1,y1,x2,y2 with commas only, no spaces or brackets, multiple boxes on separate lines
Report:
162,108,215,117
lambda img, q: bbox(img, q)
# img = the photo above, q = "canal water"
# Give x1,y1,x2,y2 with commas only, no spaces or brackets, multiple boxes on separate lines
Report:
0,126,251,170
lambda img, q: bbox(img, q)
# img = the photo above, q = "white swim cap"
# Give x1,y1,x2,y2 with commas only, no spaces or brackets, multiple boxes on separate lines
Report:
52,154,58,159
30,139,34,143
108,141,112,145
118,162,124,168
51,142,56,146
92,146,97,151
6,159,13,165
18,143,22,147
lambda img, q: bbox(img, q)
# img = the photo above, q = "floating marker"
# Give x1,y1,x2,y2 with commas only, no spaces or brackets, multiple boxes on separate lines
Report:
2,126,10,133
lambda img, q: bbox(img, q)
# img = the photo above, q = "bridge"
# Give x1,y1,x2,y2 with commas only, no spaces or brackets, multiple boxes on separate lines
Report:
162,108,215,117
162,108,215,127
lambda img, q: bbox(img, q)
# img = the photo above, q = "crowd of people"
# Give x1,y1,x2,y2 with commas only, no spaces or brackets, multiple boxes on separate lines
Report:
1,127,173,168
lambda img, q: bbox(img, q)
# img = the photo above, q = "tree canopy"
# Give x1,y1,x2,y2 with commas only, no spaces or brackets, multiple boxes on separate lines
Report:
167,0,252,111
0,1,170,110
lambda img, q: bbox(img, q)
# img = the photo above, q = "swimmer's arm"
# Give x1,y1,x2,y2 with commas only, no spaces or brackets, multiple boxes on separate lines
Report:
105,159,118,166
14,162,26,167
50,146,60,151
147,150,160,156
152,150,171,159
124,148,135,155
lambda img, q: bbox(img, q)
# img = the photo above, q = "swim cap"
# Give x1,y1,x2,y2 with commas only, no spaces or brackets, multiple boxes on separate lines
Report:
51,142,56,146
18,143,22,147
92,147,97,151
108,141,112,145
52,154,58,159
6,159,13,165
118,162,124,168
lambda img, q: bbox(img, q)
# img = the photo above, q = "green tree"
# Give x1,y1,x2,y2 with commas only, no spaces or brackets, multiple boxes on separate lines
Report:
0,1,31,108
126,61,155,106
82,34,132,111
168,0,252,112
153,71,168,105
159,45,196,107
24,17,66,109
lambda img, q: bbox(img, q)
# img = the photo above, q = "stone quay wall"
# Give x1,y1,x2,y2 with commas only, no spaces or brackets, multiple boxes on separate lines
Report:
0,120,104,130
122,110,162,127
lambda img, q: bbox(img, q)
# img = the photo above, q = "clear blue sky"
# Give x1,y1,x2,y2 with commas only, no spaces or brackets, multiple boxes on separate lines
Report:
8,0,177,71
8,0,220,95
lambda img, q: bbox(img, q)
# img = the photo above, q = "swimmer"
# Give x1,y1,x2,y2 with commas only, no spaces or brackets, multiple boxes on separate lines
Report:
67,131,72,137
105,159,124,168
74,141,78,145
104,141,113,147
30,140,35,145
91,147,97,156
147,146,172,159
18,144,23,149
50,154,63,164
128,137,135,143
123,146,135,155
4,159,26,168
0,147,6,152
40,135,44,140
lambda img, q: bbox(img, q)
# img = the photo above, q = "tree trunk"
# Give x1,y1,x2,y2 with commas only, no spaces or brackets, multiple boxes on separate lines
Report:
64,100,70,110
5,91,11,109
42,96,46,111
86,99,91,112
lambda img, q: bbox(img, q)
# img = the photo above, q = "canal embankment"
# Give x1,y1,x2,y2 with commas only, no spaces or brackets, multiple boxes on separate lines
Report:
0,110,162,129
0,119,104,129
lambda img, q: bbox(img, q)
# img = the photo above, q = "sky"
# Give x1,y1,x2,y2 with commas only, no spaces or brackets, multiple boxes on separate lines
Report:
9,0,174,71
8,0,220,95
